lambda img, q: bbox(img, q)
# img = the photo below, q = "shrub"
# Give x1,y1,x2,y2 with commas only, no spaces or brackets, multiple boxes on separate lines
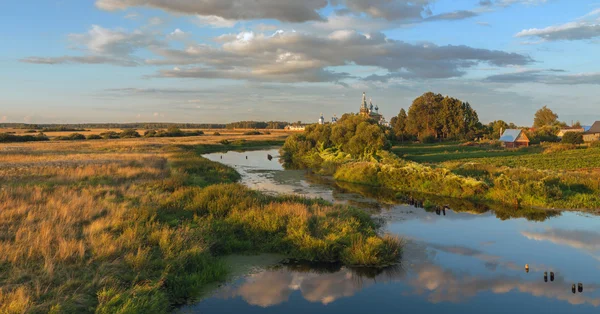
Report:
213,132,221,136
219,139,230,145
86,134,102,140
57,133,86,141
0,133,49,143
100,131,120,139
419,134,437,144
243,131,262,136
562,132,584,144
144,130,157,137
120,129,141,138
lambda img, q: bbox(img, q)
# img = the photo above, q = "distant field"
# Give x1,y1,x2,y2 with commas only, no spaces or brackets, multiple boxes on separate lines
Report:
0,128,297,139
393,142,600,171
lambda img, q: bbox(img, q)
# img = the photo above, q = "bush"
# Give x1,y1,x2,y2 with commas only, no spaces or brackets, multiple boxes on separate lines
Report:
0,133,49,143
120,129,141,138
213,132,221,136
219,139,230,145
419,134,437,144
57,133,86,141
100,131,120,139
144,130,157,137
243,131,262,136
562,132,584,144
86,134,102,140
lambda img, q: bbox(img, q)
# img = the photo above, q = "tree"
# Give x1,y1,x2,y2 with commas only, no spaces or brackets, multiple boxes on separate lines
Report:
490,120,509,139
533,106,558,128
407,92,481,141
391,108,408,142
562,132,584,144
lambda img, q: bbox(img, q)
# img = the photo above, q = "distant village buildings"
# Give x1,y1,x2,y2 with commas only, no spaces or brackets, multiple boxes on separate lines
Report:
285,92,389,130
359,92,389,126
499,129,530,148
557,127,585,138
583,121,600,142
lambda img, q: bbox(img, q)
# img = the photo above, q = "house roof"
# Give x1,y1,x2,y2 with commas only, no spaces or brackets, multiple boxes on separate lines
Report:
499,129,526,143
585,121,600,134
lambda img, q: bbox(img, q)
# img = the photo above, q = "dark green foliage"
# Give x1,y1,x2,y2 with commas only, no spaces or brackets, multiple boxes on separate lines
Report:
0,132,49,143
57,133,86,141
562,132,584,144
86,134,102,140
243,130,262,135
527,126,559,144
120,129,141,138
406,92,482,141
100,131,121,139
281,114,390,169
226,121,288,129
41,126,87,132
144,127,204,138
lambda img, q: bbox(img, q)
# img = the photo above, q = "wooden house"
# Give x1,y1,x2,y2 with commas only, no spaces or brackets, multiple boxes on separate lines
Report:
583,121,600,142
499,129,530,148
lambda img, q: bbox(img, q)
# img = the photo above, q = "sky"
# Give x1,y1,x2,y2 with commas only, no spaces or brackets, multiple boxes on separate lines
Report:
2,0,600,125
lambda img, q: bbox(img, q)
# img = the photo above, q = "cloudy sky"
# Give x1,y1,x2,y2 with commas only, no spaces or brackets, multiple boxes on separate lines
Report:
2,0,600,125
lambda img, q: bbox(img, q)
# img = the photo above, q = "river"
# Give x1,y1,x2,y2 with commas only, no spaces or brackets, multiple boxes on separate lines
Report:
180,148,600,313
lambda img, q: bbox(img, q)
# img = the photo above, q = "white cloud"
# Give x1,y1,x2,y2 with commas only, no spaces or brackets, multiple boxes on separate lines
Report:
21,25,162,66
168,28,188,40
149,30,531,83
195,15,237,28
515,9,600,41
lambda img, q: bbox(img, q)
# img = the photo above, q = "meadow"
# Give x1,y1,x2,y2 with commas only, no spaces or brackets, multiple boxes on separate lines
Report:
392,142,600,171
389,142,600,210
0,133,401,313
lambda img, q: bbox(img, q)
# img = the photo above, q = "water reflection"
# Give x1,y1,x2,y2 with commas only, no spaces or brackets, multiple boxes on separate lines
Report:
193,149,600,313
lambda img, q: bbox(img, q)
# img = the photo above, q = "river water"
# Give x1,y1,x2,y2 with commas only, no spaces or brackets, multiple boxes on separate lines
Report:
181,148,600,314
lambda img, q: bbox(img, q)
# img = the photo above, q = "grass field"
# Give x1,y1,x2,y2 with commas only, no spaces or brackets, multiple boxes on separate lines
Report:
389,142,600,210
0,128,297,139
393,142,600,171
0,134,401,313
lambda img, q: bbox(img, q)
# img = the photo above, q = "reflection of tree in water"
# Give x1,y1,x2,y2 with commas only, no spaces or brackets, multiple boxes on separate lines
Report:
307,174,562,222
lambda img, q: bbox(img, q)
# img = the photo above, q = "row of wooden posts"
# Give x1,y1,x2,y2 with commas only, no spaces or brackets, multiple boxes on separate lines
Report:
525,265,584,293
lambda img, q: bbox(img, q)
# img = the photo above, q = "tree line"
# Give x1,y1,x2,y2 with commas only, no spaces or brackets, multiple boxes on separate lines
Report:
389,92,581,144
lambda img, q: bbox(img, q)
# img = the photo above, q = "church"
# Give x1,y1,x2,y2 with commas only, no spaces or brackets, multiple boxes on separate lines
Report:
359,92,388,126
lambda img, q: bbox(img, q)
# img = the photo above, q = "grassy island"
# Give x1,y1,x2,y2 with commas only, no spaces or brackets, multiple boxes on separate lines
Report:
0,136,401,313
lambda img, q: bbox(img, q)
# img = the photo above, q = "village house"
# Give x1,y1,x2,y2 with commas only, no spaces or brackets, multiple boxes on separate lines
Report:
499,129,530,148
557,127,585,138
583,121,600,142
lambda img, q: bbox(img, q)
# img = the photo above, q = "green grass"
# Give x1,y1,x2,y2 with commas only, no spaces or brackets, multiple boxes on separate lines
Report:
392,142,542,164
393,142,600,171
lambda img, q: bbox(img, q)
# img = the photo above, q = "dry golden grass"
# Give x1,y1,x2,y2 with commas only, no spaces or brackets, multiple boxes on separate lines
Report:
0,135,282,313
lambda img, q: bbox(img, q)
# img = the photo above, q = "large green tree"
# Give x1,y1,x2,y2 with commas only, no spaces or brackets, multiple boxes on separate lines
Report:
533,106,559,128
406,92,481,141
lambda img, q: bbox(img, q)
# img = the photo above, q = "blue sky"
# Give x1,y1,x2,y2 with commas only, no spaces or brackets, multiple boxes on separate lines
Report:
2,0,600,125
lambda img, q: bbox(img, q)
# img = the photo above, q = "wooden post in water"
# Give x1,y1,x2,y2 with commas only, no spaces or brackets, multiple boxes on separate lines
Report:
550,272,554,282
525,264,529,273
578,283,583,293
544,272,548,282
572,284,576,294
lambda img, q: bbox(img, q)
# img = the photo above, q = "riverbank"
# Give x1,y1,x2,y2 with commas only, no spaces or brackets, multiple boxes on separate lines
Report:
280,116,600,212
0,137,401,313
